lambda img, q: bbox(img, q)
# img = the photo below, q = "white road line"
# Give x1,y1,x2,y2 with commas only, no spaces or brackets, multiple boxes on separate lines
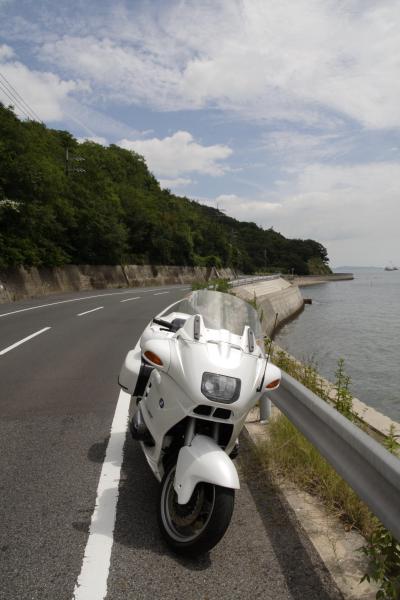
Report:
153,291,169,295
0,327,51,356
77,306,103,317
72,389,130,600
0,287,179,318
120,296,140,303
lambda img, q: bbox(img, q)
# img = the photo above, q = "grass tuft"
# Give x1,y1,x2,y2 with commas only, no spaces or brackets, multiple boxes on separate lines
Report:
256,414,376,535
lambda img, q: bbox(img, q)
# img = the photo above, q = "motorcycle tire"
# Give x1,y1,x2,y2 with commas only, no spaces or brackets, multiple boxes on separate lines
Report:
157,462,235,556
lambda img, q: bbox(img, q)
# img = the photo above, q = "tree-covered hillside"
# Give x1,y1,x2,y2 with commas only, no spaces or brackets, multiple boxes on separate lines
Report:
0,103,330,274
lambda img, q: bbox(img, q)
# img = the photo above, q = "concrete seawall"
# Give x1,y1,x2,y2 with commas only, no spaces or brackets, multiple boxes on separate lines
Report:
232,278,304,336
288,273,354,286
237,277,400,438
0,264,236,303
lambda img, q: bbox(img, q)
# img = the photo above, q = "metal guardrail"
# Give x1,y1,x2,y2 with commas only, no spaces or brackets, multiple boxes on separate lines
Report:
229,274,281,287
270,372,400,540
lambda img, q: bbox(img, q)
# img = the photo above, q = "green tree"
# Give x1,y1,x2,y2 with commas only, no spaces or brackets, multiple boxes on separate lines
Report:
0,102,331,273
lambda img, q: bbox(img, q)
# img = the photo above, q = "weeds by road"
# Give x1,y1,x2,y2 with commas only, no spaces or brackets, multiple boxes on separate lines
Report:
261,346,400,599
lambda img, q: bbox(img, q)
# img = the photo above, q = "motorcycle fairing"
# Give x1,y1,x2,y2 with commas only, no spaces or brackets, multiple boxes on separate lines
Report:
118,340,142,395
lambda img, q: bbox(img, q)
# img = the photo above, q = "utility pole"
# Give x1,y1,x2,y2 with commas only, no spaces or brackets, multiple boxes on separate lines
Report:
264,248,267,273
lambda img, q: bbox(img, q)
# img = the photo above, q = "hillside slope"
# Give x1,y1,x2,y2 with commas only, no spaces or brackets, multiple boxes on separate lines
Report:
0,103,329,274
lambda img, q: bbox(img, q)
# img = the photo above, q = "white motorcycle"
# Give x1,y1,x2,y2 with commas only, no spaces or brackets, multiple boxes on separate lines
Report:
119,289,281,556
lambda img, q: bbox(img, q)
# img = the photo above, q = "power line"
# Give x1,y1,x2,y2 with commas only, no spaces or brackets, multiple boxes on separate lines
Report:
0,73,40,121
0,78,36,121
0,72,40,121
0,79,32,120
0,71,42,122
0,72,42,122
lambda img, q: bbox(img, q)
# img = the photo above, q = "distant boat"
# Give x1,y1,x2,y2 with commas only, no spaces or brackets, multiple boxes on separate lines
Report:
384,262,398,271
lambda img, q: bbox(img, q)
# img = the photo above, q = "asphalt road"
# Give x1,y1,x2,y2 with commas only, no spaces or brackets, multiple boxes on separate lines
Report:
0,285,342,600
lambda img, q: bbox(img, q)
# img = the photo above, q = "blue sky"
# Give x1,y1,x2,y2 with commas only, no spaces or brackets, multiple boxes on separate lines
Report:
1,0,399,267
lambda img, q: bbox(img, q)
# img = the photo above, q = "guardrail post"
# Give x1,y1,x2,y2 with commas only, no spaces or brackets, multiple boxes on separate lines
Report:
259,394,272,422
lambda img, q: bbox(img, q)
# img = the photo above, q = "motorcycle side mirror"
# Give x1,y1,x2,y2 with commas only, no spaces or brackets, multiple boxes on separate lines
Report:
240,326,257,353
180,314,205,341
142,338,171,371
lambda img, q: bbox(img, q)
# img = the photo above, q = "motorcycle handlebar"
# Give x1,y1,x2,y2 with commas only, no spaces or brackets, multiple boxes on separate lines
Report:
152,317,175,330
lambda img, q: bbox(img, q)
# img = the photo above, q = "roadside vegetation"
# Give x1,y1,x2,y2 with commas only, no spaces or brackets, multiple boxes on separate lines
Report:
259,346,400,599
0,103,330,274
191,278,231,293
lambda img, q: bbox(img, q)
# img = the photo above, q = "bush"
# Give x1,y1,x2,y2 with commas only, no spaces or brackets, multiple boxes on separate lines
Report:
191,278,231,293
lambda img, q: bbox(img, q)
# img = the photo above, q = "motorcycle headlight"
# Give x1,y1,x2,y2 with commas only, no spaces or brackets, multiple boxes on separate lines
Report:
201,372,241,404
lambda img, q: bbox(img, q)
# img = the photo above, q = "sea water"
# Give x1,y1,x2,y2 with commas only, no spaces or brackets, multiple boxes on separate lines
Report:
274,268,400,422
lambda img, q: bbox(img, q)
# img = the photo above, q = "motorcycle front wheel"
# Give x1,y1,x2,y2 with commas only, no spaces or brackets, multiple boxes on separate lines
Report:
158,463,235,556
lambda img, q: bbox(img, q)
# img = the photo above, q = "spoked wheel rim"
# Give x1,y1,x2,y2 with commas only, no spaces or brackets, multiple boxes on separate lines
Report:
160,466,215,543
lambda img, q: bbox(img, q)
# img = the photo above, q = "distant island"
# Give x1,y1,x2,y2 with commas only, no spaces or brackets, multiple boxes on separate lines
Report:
0,102,330,276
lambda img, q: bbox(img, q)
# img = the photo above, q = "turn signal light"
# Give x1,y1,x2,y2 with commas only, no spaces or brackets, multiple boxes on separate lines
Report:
144,351,163,366
266,379,280,390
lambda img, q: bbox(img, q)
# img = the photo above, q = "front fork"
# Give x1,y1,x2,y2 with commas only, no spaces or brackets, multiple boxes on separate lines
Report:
184,417,220,446
184,417,238,459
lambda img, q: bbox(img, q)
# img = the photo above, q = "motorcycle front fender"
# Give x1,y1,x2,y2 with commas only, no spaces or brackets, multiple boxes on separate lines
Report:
174,434,240,504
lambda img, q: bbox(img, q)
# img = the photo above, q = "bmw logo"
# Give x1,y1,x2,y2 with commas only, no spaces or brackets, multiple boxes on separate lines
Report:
159,398,164,408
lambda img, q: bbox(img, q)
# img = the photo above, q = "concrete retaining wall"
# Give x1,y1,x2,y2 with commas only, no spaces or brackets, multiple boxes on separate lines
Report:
0,265,236,303
232,278,304,336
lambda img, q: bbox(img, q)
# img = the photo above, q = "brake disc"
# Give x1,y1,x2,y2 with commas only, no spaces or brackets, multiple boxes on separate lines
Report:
169,485,205,527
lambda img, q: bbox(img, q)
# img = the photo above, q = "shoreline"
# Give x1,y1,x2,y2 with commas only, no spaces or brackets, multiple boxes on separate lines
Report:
240,275,397,599
235,275,400,435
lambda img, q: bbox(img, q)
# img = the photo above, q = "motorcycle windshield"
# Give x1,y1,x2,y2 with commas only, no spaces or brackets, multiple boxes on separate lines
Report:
164,289,263,338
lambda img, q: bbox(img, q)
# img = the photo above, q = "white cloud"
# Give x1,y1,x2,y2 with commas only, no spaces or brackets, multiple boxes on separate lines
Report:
0,50,88,121
35,0,400,129
39,34,184,109
261,131,353,163
159,177,192,190
62,99,147,141
208,161,400,266
77,135,108,145
0,44,14,60
118,131,232,177
1,1,399,268
216,194,282,214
